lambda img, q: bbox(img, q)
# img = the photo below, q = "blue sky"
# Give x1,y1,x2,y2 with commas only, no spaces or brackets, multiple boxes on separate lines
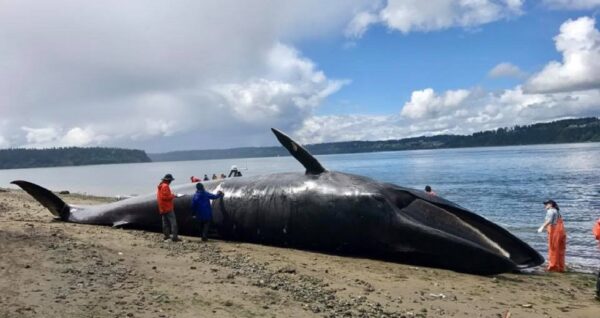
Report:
303,7,580,116
1,1,600,151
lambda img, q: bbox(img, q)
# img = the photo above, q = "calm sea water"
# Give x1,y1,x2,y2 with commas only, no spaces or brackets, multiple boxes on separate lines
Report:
2,143,599,270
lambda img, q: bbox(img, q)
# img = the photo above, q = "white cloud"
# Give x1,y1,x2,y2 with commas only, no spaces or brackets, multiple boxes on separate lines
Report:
20,126,107,148
212,44,348,127
346,0,523,37
62,127,107,147
22,127,60,146
542,0,600,9
294,86,600,144
346,11,381,38
294,115,399,143
400,88,471,119
0,0,370,151
488,62,526,78
524,16,600,93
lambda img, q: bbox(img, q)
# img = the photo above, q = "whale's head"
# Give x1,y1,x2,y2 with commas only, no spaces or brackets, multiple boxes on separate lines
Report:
296,171,543,274
382,179,543,273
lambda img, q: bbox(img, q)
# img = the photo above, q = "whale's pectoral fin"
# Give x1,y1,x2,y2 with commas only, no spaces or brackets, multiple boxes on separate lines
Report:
112,220,129,228
271,128,326,175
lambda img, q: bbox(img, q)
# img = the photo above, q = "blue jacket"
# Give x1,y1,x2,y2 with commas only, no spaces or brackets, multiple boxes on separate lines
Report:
191,190,222,221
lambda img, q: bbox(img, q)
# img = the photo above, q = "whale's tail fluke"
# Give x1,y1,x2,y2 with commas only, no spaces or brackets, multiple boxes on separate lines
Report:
271,128,326,175
11,180,70,221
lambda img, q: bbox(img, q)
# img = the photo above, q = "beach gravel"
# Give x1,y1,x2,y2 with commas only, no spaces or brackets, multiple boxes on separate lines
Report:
0,188,598,317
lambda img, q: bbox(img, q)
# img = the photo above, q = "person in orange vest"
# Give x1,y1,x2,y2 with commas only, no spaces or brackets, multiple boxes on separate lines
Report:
537,199,566,272
190,176,200,183
157,174,181,242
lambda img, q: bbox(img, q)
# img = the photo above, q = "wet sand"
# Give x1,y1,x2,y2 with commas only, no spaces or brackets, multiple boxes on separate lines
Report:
1,188,598,317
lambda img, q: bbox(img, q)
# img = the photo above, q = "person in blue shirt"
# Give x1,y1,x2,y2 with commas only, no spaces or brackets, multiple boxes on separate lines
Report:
191,182,224,241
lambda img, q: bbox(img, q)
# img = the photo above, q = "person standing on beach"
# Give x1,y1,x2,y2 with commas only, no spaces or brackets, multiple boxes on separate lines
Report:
157,174,180,242
228,165,242,177
537,199,566,272
191,182,223,241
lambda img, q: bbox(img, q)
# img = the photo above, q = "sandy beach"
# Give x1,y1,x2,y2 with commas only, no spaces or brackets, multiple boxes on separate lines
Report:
1,188,598,318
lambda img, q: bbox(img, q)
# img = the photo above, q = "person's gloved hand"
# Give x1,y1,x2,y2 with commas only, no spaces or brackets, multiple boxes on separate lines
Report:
537,226,544,233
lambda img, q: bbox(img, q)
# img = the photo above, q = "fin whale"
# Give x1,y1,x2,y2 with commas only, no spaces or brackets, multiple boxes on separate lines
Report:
12,128,544,275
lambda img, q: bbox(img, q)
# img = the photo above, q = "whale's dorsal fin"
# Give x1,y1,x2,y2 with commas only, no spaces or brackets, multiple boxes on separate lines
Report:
271,128,326,175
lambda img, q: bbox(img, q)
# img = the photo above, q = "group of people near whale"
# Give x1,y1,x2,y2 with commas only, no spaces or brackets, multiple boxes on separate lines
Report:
190,166,243,183
157,173,223,242
10,128,599,279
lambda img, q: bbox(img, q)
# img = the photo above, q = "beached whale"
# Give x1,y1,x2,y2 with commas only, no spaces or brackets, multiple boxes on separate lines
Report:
12,128,543,275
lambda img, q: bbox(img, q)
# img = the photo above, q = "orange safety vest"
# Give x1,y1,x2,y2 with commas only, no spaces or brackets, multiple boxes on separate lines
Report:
593,219,600,241
547,214,566,272
156,182,175,214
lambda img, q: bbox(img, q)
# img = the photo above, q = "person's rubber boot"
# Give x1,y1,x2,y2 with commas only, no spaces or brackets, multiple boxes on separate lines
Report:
172,237,181,242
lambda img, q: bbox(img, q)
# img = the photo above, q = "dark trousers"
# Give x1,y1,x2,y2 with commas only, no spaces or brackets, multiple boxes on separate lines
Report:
161,211,178,240
198,219,210,241
596,271,600,299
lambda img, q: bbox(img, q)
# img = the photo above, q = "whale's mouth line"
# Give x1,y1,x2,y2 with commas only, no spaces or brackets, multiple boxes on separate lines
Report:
390,190,512,259
387,189,543,268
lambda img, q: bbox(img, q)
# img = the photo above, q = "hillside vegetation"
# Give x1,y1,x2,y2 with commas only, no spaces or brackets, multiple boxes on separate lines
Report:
2,118,597,168
0,147,151,169
150,117,600,162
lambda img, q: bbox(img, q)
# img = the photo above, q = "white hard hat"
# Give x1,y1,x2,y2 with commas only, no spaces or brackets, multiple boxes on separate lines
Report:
231,165,238,170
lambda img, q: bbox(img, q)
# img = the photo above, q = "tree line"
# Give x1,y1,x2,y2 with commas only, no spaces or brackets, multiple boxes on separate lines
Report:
2,117,598,168
0,147,151,169
150,117,600,162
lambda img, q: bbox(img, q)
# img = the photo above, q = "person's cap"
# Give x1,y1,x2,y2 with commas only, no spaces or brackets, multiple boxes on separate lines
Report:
543,199,556,205
162,174,175,181
231,165,238,170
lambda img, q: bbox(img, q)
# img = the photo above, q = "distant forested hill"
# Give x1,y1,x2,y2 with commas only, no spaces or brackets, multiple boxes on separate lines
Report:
150,117,600,162
0,147,151,169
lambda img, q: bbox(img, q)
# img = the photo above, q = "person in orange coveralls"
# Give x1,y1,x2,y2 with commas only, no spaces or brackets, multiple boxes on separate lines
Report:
537,199,566,272
157,174,180,242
